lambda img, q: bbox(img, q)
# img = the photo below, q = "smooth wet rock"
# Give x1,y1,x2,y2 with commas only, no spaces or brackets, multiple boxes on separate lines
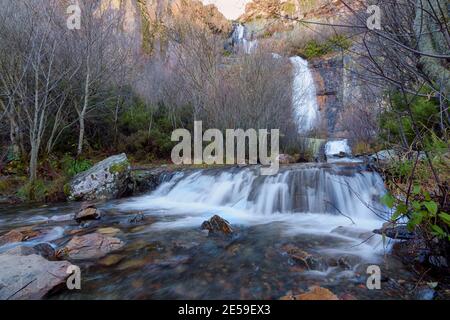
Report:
59,232,124,260
99,254,125,267
4,243,56,260
33,243,56,260
97,227,121,236
0,230,25,246
128,213,145,224
201,215,233,235
280,286,339,300
74,204,102,222
4,245,36,256
0,253,71,300
68,153,131,201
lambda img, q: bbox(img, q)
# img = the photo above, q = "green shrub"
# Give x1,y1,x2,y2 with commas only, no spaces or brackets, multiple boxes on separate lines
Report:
17,180,48,202
382,186,449,241
61,154,92,177
298,35,352,59
380,91,440,146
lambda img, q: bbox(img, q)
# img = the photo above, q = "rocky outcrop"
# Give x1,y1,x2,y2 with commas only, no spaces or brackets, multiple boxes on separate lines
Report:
131,167,175,195
58,233,125,260
0,253,71,300
68,153,132,201
311,56,344,134
99,0,231,56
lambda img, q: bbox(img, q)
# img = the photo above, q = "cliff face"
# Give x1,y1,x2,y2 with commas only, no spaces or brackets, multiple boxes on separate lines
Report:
240,0,348,22
99,0,231,55
238,0,379,138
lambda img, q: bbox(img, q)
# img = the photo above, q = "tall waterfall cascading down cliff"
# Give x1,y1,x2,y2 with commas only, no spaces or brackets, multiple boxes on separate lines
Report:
290,56,321,133
232,23,258,54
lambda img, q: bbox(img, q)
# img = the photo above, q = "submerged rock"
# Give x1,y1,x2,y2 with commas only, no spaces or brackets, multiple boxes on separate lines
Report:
68,153,131,201
0,230,25,246
282,244,327,271
0,228,39,246
0,253,71,300
58,232,124,260
201,215,234,235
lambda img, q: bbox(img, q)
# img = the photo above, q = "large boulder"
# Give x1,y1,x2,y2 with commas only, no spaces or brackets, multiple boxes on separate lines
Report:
58,232,125,260
68,153,132,201
0,253,71,300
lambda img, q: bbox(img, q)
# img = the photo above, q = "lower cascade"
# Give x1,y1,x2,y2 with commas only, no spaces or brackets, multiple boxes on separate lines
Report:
121,164,389,258
125,165,385,219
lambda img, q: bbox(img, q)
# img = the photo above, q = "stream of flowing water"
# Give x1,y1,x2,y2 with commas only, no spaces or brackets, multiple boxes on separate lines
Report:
0,163,418,299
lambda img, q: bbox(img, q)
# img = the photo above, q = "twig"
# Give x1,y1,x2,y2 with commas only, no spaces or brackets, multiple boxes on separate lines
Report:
324,200,355,224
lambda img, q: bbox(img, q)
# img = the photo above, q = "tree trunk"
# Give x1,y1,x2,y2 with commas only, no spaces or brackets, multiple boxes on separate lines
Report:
29,143,38,183
9,113,20,159
77,62,90,156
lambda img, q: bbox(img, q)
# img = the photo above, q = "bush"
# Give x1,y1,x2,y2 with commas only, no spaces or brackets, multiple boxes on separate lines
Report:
17,180,48,202
297,35,352,59
380,92,441,146
61,154,93,177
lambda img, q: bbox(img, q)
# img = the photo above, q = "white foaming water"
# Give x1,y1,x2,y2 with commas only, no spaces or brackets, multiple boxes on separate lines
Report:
325,139,363,163
232,24,258,54
243,39,258,54
290,56,320,133
119,165,389,259
325,139,352,156
233,24,245,41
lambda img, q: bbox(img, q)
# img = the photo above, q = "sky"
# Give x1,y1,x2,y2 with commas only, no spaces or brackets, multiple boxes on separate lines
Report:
201,0,251,20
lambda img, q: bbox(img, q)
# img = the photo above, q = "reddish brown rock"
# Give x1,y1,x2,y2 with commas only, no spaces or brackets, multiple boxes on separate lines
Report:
74,204,102,222
201,215,233,235
0,230,25,246
59,232,124,260
280,286,339,300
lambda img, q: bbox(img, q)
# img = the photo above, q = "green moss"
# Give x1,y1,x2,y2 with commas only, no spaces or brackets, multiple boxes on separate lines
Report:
63,183,71,196
109,160,130,174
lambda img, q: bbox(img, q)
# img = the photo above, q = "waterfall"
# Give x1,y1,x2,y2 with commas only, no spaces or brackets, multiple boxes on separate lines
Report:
290,56,320,133
121,165,387,227
232,23,258,54
325,139,363,163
